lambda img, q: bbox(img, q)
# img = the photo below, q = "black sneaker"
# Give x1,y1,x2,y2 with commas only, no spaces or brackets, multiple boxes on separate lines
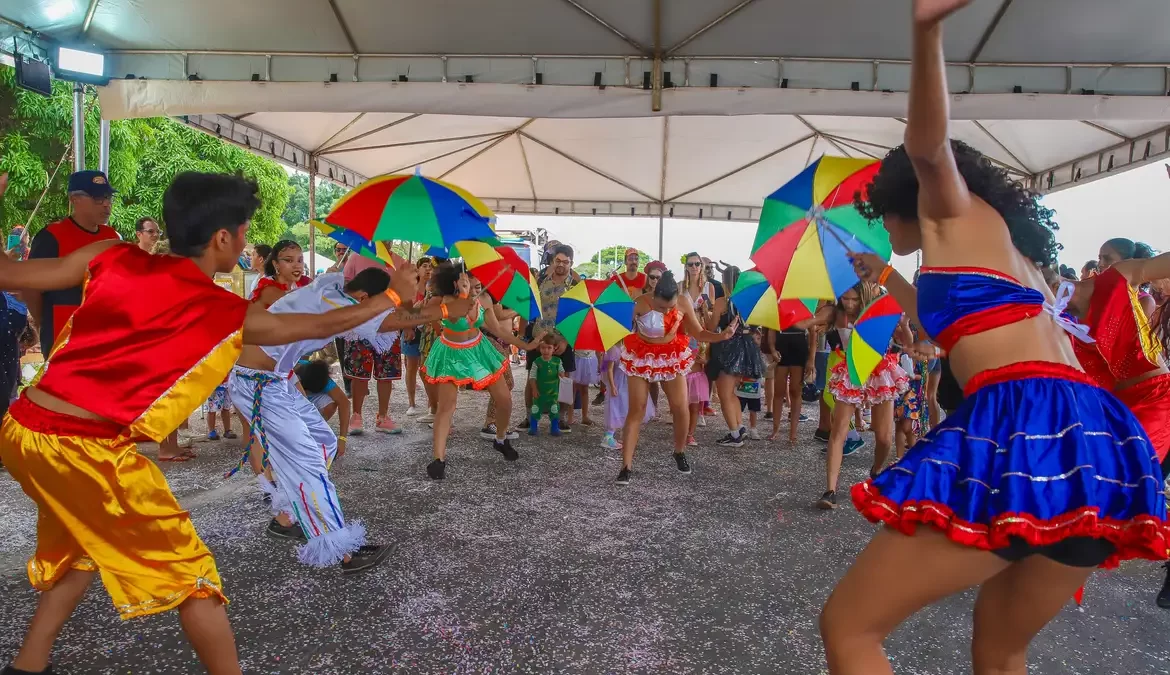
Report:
813,428,830,443
592,392,606,406
341,544,393,574
615,466,632,485
3,666,56,674
266,518,307,542
674,453,692,474
717,432,745,448
559,425,572,435
764,411,774,420
480,424,519,440
816,490,837,510
494,438,520,461
1157,562,1170,609
426,458,447,480
262,493,273,506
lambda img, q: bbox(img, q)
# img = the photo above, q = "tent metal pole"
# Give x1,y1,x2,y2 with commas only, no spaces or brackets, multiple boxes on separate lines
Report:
308,160,317,275
651,0,663,112
98,120,111,174
657,213,664,261
72,85,86,172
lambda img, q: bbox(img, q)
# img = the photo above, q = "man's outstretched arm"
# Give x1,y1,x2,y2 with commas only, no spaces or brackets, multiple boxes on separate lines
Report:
0,240,122,292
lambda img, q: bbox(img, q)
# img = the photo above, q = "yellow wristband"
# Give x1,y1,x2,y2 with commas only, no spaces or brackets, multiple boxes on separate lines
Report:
384,289,401,306
337,435,347,442
877,265,894,286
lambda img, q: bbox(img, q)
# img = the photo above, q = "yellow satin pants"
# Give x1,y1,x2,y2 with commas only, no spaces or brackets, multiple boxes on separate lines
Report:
0,396,226,620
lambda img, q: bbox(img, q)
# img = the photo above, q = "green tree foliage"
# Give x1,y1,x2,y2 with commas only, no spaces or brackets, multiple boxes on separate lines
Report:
576,245,650,279
0,67,291,242
283,173,347,228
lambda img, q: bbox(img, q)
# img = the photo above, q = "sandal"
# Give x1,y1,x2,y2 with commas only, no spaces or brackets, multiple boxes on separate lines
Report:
158,453,194,463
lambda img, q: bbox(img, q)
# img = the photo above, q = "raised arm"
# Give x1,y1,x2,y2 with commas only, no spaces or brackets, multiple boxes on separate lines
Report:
1,239,123,292
1114,252,1170,289
243,292,397,346
906,0,973,220
849,253,923,331
680,298,733,343
377,296,473,332
481,298,542,349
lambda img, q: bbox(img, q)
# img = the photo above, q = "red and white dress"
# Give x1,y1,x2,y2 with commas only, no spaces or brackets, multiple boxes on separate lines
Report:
827,326,908,406
620,308,694,382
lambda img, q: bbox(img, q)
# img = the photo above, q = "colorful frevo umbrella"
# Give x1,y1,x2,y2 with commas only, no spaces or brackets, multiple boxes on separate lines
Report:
458,239,542,321
555,279,635,351
320,174,496,249
311,220,409,269
751,156,892,300
730,269,819,331
846,294,903,386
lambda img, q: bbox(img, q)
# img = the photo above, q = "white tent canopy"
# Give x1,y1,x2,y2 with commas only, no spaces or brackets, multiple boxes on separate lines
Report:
6,0,1170,225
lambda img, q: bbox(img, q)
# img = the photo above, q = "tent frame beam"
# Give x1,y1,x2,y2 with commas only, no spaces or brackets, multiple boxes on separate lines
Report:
1032,122,1170,195
317,113,421,153
439,119,535,179
665,0,760,57
969,0,1013,62
318,131,509,156
518,131,659,202
558,0,645,54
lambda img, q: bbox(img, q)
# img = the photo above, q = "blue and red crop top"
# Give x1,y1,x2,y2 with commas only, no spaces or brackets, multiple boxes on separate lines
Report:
917,266,1091,351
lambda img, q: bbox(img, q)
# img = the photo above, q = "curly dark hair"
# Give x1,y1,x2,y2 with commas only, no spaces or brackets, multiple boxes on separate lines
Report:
854,140,1060,266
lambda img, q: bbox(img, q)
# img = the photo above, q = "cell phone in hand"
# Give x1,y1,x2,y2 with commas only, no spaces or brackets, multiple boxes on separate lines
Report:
7,233,21,251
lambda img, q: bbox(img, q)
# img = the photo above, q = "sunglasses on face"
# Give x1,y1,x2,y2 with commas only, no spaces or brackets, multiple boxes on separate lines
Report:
685,262,703,268
648,275,661,281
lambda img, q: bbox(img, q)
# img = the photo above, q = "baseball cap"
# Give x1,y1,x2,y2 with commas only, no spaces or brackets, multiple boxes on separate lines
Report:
67,170,116,198
625,247,639,259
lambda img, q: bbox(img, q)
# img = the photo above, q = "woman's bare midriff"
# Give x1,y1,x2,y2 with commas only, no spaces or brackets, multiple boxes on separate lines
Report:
1116,366,1170,392
945,314,1081,387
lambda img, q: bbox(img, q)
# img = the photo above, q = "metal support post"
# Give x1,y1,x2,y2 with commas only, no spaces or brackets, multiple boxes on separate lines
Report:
308,163,317,274
98,120,111,174
72,85,86,172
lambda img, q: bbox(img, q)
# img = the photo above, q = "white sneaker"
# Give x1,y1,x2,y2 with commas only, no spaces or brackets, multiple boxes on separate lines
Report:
176,430,196,448
406,406,418,416
697,415,707,427
418,412,435,423
748,428,761,440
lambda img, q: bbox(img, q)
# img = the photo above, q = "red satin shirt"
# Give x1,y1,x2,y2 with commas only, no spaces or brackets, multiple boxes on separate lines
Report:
36,245,250,440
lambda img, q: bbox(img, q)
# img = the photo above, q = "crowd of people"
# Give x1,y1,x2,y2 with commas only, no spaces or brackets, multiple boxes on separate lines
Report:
1,2,1169,673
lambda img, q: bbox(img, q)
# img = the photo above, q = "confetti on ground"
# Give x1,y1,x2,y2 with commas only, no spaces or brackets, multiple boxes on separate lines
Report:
1,363,1168,673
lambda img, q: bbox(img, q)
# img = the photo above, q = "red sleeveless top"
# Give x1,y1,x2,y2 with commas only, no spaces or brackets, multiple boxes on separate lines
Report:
1073,267,1163,390
36,245,250,441
250,275,311,306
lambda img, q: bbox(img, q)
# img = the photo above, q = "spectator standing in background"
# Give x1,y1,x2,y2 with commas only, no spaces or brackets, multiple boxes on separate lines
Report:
134,217,161,253
25,171,121,356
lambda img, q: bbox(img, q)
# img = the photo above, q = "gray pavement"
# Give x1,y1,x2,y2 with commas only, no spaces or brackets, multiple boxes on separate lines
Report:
1,363,1168,674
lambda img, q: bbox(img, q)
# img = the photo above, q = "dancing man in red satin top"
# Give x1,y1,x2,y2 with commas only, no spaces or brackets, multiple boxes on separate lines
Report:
0,172,414,675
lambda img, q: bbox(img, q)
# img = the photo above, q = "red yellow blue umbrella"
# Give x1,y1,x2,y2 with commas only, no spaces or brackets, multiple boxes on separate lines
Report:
321,174,495,249
555,279,634,351
847,294,903,386
731,269,819,330
458,239,542,321
751,156,891,300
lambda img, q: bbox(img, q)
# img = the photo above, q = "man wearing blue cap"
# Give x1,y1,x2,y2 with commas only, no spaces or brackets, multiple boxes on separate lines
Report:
25,171,121,356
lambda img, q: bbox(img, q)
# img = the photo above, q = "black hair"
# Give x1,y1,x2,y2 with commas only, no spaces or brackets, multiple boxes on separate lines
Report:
1058,264,1078,281
135,217,157,232
253,244,271,260
1081,260,1098,274
162,172,260,258
344,267,390,296
856,140,1060,266
654,270,680,301
264,240,302,277
683,251,701,261
432,261,464,296
1103,238,1154,261
550,244,574,263
294,359,332,394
